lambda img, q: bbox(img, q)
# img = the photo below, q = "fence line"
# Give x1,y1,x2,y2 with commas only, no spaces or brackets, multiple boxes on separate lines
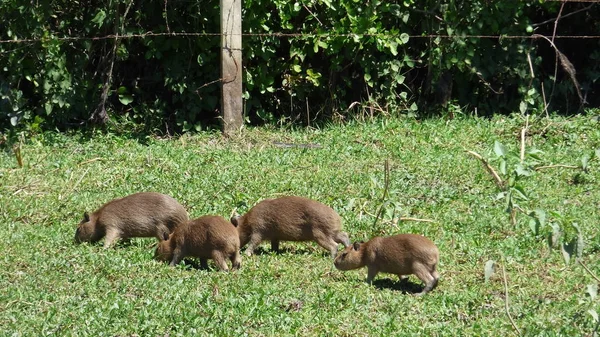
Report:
1,32,600,44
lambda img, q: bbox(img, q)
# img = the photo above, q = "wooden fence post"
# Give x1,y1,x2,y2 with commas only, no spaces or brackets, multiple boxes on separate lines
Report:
220,0,243,135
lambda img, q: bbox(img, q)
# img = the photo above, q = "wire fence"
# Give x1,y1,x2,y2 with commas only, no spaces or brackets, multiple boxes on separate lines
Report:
1,32,600,45
1,0,599,44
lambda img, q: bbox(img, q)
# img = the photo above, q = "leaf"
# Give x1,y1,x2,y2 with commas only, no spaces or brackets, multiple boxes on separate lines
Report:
595,149,600,159
581,154,590,171
484,260,496,282
118,94,134,105
519,101,527,114
529,217,539,235
91,10,107,28
587,284,598,301
588,309,599,323
494,141,507,157
534,209,546,227
515,164,532,177
512,184,528,200
561,239,576,265
399,33,410,45
499,159,507,176
548,222,561,248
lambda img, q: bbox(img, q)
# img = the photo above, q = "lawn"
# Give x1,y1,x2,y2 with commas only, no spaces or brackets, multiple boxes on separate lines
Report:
1,114,599,336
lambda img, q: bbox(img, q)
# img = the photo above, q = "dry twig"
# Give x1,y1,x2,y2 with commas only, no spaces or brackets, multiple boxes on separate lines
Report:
502,264,522,336
465,150,505,189
579,260,600,283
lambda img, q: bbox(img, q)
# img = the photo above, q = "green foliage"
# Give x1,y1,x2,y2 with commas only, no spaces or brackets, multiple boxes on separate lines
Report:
1,1,599,132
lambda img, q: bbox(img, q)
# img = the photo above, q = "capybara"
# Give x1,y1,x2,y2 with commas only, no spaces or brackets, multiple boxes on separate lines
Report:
334,234,439,296
154,215,241,271
75,192,188,248
230,196,350,258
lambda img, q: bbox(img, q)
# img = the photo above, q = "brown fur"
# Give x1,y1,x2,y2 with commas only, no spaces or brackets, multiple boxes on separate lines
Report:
154,215,241,271
334,234,439,295
231,196,350,258
74,192,188,248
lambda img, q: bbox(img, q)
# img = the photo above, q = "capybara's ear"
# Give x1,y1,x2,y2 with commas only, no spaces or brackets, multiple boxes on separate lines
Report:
83,212,90,222
161,231,170,241
230,215,240,227
353,241,362,251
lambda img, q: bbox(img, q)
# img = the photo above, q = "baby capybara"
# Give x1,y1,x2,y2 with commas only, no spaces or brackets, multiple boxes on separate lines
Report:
154,215,241,271
334,234,439,296
75,192,188,248
231,196,350,258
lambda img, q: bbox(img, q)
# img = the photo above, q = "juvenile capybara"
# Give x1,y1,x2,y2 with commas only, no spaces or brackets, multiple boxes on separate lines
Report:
334,234,439,295
154,215,241,271
230,196,350,258
75,192,188,248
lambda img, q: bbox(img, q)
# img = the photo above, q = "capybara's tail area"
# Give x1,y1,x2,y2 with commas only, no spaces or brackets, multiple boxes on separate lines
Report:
335,231,351,247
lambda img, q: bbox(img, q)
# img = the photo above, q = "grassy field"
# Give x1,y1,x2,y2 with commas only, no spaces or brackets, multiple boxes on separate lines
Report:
1,114,599,336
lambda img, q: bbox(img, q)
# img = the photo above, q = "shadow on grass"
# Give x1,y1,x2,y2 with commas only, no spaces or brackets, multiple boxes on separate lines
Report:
371,278,424,295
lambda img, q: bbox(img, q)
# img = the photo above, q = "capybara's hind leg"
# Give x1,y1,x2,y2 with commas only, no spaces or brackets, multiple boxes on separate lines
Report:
230,251,241,271
245,234,262,256
413,263,437,296
212,251,229,271
335,231,350,247
314,235,339,259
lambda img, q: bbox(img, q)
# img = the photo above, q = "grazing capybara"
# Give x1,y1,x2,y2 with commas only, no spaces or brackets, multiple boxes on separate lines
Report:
230,196,350,258
334,234,439,296
154,215,241,271
75,192,188,248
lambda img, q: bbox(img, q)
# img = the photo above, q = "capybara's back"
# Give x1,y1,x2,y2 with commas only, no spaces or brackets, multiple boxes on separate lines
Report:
231,196,350,257
75,192,188,248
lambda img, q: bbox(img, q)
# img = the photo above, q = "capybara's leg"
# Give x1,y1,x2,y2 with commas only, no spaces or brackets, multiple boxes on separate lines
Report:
212,251,229,271
314,234,339,259
200,258,209,270
245,234,262,256
366,266,379,284
103,229,122,248
413,263,437,296
230,251,241,271
335,231,350,247
271,240,280,252
169,248,184,266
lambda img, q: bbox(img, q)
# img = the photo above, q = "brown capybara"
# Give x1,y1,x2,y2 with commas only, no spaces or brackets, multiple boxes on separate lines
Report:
154,215,241,271
334,234,439,296
75,192,188,248
230,196,350,258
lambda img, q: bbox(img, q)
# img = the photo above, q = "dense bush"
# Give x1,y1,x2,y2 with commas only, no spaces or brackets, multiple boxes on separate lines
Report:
1,0,599,133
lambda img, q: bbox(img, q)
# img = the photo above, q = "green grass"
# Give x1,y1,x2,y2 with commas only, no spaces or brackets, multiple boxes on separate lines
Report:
1,115,599,336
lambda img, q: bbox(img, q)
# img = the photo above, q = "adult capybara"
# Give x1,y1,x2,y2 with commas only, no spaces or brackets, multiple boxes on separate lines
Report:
334,234,439,296
74,192,188,248
230,196,350,258
154,215,241,271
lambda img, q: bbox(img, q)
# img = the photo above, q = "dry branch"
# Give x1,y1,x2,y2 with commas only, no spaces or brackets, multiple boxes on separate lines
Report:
579,260,600,283
502,264,522,336
466,150,505,189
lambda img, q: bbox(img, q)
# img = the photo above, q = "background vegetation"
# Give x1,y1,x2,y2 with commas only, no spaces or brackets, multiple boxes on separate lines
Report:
1,0,599,133
1,114,599,335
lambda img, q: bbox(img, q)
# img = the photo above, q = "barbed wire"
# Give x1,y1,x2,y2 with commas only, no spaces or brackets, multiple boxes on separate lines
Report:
1,32,600,44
